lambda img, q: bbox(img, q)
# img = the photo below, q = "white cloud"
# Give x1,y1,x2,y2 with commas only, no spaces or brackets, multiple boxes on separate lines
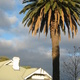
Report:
0,9,11,28
0,0,15,11
0,9,17,29
9,16,18,24
46,50,52,58
0,39,12,46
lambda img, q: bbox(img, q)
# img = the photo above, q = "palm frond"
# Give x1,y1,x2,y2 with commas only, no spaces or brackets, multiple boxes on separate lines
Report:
48,9,51,29
44,2,50,15
58,12,60,25
19,2,36,14
52,2,57,11
22,0,36,3
29,17,34,32
61,10,64,30
40,16,45,32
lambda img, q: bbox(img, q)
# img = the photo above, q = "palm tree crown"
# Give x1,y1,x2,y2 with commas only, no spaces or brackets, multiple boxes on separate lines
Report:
20,0,80,39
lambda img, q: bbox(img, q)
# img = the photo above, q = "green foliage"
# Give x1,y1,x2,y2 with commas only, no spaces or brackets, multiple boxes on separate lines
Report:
22,66,31,69
19,2,36,14
44,2,50,14
0,56,9,62
52,2,57,11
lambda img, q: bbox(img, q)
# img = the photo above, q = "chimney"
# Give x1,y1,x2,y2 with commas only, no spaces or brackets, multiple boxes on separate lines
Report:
13,57,20,70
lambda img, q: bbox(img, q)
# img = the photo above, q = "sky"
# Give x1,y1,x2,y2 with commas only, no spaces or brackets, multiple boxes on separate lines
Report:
0,0,80,76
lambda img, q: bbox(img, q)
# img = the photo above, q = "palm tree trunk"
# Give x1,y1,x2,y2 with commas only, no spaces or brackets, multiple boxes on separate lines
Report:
50,21,60,80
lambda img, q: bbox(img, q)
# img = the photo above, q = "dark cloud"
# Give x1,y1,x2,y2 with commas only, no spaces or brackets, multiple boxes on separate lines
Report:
0,38,52,75
60,27,80,49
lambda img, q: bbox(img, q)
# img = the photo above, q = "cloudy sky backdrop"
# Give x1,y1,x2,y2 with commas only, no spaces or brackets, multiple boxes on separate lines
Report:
0,0,80,76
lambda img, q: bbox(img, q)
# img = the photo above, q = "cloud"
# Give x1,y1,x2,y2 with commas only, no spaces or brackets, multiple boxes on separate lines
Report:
60,28,80,50
46,50,52,58
0,0,15,11
0,9,17,29
0,10,11,28
0,0,17,30
9,16,18,25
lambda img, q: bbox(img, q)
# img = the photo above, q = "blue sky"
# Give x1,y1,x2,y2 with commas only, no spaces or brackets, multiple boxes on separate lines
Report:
0,0,80,76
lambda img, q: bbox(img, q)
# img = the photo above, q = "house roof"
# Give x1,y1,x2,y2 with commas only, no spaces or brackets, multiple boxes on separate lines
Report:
0,60,10,67
0,59,52,80
0,60,37,80
0,63,25,80
23,68,37,78
24,68,52,80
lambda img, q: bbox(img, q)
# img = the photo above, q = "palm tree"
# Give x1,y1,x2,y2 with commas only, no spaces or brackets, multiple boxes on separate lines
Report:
19,0,80,80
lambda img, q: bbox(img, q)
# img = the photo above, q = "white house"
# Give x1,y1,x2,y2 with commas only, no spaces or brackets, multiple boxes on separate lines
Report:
0,57,52,80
